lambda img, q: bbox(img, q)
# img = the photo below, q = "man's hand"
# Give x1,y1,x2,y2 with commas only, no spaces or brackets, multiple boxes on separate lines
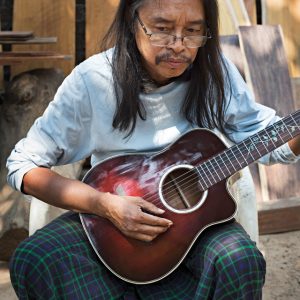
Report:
103,193,173,242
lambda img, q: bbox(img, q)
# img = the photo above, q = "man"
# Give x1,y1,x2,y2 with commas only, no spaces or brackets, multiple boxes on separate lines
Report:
7,0,300,299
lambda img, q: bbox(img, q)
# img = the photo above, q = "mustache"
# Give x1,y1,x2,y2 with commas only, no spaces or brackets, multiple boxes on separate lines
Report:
155,52,192,65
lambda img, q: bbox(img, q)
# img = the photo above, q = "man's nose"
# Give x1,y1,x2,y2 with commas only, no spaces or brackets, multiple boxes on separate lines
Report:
167,36,186,52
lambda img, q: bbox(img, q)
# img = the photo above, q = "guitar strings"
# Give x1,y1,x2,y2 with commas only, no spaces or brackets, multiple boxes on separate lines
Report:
88,114,300,208
142,117,299,202
127,117,300,206
157,116,300,194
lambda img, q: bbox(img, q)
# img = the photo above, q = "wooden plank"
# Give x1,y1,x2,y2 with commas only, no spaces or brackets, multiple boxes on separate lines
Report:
0,31,33,40
0,52,72,65
11,0,75,77
258,199,300,234
86,0,119,58
262,0,300,77
0,37,57,44
238,25,300,203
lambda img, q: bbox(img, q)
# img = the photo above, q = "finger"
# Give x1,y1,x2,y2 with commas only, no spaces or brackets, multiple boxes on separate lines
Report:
137,223,170,235
137,198,165,215
140,212,173,227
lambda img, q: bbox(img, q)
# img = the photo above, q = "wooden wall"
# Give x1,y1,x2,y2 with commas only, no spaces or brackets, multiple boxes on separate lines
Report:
1,0,299,78
11,0,76,77
85,0,119,58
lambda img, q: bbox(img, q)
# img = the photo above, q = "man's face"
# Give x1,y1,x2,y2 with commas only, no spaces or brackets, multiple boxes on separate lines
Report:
135,0,206,85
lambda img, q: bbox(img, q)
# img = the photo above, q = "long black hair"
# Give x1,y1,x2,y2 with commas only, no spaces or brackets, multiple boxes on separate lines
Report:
101,0,230,137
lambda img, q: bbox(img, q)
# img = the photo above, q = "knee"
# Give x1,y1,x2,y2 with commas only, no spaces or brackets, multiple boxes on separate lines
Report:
10,233,59,299
215,237,266,284
10,234,44,281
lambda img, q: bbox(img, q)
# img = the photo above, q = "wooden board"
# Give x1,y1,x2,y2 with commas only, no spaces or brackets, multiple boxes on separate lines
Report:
85,0,119,58
258,198,300,234
262,0,300,77
238,25,300,203
11,0,75,77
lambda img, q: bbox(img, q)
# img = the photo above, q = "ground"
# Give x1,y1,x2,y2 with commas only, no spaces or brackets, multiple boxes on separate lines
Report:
1,230,300,299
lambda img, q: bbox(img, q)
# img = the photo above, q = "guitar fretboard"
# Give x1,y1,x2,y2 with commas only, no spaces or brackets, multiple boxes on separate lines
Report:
195,110,300,190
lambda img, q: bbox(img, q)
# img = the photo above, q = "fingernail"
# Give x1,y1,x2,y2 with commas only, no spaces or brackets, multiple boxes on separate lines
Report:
158,208,165,213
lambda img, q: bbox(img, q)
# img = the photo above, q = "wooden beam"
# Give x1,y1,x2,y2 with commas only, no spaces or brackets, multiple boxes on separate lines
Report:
258,199,300,234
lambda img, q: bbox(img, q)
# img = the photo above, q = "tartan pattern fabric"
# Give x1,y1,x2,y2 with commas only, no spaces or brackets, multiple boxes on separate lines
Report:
10,212,266,300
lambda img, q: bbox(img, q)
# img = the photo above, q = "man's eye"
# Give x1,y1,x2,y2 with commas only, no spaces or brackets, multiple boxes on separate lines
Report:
155,27,170,32
186,28,201,33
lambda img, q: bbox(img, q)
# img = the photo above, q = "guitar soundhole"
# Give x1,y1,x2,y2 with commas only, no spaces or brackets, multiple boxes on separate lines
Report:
160,165,206,212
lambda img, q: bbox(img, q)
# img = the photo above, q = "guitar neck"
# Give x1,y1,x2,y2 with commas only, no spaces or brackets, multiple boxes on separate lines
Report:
196,110,300,190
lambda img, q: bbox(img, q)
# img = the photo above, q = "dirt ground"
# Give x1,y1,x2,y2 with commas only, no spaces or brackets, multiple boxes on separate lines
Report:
1,230,300,299
260,230,300,300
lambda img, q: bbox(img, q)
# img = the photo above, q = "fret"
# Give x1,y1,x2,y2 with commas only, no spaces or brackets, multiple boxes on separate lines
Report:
264,129,279,149
195,167,207,191
217,152,231,176
273,120,288,143
245,136,262,160
212,156,227,179
242,140,256,162
290,114,299,127
283,120,295,139
229,147,243,169
201,162,215,186
236,143,252,166
224,150,237,173
195,165,210,190
259,131,273,151
207,160,221,182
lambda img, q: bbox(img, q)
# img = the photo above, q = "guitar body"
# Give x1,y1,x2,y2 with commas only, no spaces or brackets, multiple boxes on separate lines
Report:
80,129,237,284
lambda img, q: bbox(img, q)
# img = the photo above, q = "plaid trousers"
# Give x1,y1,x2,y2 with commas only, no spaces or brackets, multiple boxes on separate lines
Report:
10,212,266,300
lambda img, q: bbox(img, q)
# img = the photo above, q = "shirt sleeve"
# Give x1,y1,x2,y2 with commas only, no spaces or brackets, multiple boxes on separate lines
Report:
6,66,94,192
222,56,300,165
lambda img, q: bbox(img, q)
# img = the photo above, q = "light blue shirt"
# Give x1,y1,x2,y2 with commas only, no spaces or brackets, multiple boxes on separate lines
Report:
6,48,299,191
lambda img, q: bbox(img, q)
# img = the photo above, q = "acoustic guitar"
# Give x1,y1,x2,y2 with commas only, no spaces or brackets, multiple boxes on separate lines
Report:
80,110,300,284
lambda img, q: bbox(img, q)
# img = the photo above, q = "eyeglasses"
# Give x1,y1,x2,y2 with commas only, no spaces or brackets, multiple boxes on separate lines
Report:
136,14,212,49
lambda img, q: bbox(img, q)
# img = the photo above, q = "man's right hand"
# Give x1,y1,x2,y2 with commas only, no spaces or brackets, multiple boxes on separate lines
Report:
102,193,173,242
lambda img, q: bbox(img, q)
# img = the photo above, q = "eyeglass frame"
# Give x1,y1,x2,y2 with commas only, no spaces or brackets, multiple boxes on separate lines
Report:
135,13,212,49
